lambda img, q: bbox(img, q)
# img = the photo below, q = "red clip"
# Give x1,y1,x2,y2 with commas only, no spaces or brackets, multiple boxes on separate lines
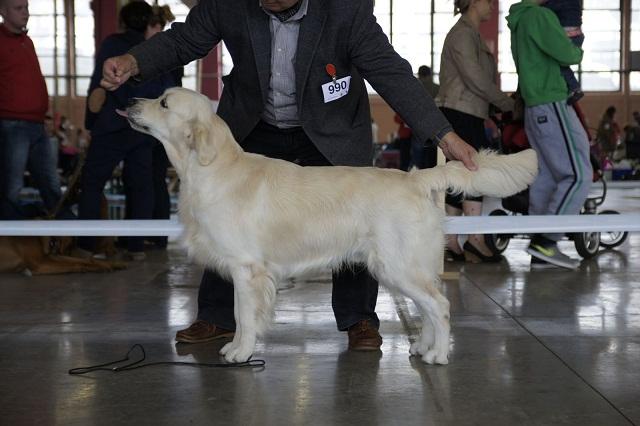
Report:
325,63,337,83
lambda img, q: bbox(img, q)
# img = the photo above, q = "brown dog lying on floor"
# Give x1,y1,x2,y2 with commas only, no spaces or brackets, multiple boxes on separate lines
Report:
0,148,124,275
0,235,125,275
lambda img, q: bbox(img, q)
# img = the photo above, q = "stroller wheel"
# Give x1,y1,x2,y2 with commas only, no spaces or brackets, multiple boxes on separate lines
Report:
485,209,511,254
574,231,600,259
598,210,628,248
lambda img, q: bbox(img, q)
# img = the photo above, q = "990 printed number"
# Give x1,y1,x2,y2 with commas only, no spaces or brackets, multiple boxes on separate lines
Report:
327,80,348,94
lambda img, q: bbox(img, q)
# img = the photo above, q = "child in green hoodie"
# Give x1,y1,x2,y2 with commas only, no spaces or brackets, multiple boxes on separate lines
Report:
507,0,592,270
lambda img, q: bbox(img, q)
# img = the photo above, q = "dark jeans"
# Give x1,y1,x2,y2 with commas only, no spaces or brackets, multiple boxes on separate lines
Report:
123,141,170,248
196,121,380,331
410,140,437,170
0,119,62,219
441,108,487,207
561,34,584,93
150,141,171,247
78,129,154,253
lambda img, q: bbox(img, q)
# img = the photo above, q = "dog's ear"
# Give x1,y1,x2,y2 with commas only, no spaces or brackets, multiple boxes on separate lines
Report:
185,121,215,166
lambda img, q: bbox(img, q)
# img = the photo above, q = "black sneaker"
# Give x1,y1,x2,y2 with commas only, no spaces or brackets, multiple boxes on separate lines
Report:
526,242,579,270
567,90,584,105
530,256,556,269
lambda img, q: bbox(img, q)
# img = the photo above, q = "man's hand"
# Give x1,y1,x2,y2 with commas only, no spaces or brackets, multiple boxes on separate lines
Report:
100,54,139,91
438,131,478,171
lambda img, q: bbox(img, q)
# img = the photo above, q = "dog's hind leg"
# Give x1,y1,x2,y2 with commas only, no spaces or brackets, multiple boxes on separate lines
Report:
404,277,450,365
220,264,277,363
378,265,450,365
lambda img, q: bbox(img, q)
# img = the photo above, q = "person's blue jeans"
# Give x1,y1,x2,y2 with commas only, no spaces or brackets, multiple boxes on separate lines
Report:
196,121,380,332
0,119,61,219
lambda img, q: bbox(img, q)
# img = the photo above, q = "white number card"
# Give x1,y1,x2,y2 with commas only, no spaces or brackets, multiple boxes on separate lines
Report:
322,76,351,103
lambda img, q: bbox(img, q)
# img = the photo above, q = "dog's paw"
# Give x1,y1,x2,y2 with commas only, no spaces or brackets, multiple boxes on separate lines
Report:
410,341,430,356
223,344,254,363
421,349,449,365
219,341,236,356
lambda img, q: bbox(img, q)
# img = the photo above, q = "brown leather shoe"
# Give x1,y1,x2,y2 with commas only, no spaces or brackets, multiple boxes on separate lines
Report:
348,320,382,351
175,320,235,343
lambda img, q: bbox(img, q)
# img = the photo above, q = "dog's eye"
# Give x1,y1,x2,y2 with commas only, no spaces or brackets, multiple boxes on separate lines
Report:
160,98,168,109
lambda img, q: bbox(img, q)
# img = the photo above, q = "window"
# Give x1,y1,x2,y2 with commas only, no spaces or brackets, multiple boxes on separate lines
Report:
498,0,519,92
390,1,431,75
9,1,199,96
74,0,95,96
498,0,622,92
630,0,640,90
432,1,459,81
580,0,621,91
29,0,68,96
372,0,456,77
163,0,199,91
368,0,456,92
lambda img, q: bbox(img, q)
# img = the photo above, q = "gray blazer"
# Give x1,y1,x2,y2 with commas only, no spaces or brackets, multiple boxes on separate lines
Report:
130,0,452,166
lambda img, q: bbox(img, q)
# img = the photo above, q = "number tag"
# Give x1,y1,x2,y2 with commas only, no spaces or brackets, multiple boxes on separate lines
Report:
322,76,351,103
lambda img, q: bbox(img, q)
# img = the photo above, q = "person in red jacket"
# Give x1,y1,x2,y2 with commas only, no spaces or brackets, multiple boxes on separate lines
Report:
0,0,63,219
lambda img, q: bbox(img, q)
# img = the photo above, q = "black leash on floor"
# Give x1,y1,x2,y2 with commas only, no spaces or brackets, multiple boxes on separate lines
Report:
68,344,265,375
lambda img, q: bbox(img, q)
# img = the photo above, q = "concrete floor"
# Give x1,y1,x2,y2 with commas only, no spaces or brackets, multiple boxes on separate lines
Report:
1,186,639,426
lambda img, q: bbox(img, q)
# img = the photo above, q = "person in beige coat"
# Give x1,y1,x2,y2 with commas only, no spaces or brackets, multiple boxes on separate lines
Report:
438,0,515,263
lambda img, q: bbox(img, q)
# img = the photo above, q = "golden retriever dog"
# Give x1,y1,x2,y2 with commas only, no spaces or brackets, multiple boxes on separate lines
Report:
121,87,537,365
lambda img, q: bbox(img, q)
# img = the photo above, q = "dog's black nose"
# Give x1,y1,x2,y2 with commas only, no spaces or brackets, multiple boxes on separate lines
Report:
127,98,137,107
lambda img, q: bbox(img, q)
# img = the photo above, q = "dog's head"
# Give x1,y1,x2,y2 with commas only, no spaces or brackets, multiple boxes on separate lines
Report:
121,87,233,167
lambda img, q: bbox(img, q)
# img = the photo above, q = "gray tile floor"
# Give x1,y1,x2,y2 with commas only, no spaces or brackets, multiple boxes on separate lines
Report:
1,186,638,425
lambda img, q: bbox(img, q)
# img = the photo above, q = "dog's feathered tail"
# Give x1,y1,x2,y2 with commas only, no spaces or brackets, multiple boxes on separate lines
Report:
413,149,538,198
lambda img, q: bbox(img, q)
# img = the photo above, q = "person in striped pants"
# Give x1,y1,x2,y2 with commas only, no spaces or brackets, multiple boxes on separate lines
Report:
507,0,592,269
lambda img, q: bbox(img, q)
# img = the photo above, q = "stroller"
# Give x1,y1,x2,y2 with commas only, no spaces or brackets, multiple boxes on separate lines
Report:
485,104,628,259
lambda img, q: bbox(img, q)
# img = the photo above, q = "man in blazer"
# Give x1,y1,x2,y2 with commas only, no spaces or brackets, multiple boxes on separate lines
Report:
101,0,478,351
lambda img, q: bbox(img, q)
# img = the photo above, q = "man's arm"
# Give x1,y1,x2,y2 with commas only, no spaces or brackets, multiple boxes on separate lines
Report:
348,0,476,169
101,0,221,90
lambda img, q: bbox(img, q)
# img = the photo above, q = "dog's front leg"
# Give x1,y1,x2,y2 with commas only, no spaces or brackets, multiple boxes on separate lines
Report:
219,277,244,358
220,266,258,363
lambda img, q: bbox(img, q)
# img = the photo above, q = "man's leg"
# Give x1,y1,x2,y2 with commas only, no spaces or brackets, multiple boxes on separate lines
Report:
122,132,154,254
77,132,128,252
197,269,236,330
0,120,32,219
26,122,62,214
175,269,237,343
331,267,380,327
291,129,381,349
524,102,592,268
151,142,171,248
548,102,592,215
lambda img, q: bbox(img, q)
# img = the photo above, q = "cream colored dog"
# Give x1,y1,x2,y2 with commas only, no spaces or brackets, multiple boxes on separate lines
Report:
122,87,537,365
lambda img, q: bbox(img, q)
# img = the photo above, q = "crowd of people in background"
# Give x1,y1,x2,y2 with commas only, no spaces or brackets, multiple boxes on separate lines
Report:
75,1,179,261
2,0,640,269
0,0,178,260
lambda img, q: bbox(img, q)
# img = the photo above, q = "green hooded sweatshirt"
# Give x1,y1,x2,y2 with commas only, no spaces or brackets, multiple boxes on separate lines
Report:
506,0,583,107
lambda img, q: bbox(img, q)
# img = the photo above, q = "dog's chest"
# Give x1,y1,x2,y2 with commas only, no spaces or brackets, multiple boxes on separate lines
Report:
177,183,238,255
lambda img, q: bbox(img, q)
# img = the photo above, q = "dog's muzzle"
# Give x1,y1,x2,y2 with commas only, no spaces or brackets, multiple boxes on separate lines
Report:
118,101,149,132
